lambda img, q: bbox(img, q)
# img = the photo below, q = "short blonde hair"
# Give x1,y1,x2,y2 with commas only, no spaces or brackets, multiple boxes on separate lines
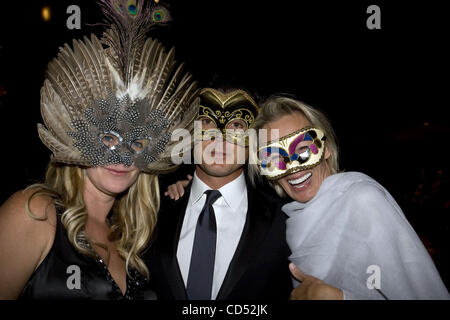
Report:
249,95,340,197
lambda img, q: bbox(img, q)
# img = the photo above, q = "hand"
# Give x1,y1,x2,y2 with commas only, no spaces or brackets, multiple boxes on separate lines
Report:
289,263,343,300
164,175,192,200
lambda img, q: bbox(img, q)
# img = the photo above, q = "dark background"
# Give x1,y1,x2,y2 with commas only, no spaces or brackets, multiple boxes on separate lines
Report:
0,1,449,289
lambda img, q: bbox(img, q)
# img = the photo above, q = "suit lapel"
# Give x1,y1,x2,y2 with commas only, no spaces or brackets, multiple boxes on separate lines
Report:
158,184,192,300
216,184,274,300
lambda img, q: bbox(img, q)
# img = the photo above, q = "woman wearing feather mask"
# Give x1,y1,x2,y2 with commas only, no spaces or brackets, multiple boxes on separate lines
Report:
0,0,198,299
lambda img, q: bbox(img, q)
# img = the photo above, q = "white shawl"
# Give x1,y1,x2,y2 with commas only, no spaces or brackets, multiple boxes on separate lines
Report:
282,172,450,300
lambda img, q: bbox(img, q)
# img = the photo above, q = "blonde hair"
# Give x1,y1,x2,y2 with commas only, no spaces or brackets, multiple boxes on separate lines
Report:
25,162,159,279
249,95,340,197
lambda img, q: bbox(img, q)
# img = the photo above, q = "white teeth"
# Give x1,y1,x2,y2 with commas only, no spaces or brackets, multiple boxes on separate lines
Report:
288,172,312,185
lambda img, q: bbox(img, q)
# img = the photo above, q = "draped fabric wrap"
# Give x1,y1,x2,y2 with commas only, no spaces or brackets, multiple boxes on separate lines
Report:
283,172,450,300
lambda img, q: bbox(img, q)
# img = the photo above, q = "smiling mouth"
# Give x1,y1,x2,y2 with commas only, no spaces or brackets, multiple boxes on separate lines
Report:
105,168,130,176
287,172,312,188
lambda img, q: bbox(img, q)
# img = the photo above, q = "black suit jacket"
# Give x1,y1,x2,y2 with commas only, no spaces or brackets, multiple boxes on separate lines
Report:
145,177,293,300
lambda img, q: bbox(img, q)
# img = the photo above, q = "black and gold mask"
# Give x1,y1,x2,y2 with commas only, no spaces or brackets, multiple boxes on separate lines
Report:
195,88,260,146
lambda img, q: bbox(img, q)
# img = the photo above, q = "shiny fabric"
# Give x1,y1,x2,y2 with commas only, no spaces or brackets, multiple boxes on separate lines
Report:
19,207,156,300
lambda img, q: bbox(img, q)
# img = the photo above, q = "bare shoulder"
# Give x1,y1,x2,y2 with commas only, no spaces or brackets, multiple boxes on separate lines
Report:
0,188,58,259
0,188,58,299
0,188,57,229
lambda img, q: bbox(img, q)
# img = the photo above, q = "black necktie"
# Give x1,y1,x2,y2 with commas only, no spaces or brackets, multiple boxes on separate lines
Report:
186,189,222,300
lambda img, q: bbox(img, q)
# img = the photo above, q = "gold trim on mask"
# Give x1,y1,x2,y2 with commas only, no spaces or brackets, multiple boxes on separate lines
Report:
197,88,260,146
199,88,259,110
257,127,327,180
198,105,256,129
195,128,249,146
198,88,260,127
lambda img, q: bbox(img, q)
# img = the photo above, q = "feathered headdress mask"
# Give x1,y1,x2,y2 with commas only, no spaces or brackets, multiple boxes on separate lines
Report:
38,0,199,173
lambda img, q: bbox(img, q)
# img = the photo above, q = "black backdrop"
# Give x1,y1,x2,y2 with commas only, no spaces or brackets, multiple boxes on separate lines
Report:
0,0,449,289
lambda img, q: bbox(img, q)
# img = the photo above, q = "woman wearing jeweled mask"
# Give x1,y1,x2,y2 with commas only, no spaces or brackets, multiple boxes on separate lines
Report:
0,0,198,299
250,96,450,300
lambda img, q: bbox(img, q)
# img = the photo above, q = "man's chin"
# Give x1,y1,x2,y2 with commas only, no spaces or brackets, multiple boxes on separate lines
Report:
199,163,243,178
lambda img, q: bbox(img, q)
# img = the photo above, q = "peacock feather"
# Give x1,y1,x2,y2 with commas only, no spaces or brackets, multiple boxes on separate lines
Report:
38,0,199,173
98,0,171,88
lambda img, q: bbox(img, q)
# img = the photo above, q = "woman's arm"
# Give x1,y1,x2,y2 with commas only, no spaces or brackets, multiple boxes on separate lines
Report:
163,174,192,200
0,189,56,299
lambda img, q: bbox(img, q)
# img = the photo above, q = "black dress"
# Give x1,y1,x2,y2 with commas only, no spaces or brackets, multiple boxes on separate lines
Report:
19,207,156,300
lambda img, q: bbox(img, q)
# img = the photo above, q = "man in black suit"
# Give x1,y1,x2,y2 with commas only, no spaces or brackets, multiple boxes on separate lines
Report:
146,88,292,300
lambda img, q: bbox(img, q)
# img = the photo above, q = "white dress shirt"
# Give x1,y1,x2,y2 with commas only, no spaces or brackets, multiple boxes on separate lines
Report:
176,171,248,299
